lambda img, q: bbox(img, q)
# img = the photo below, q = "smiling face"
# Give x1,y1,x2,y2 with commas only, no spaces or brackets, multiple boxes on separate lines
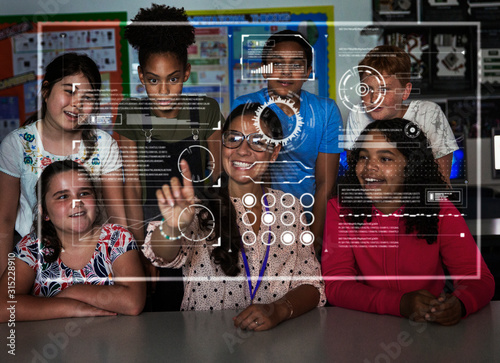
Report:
222,114,280,190
264,41,312,103
355,131,407,213
43,73,96,132
138,52,191,118
44,169,97,239
360,73,411,120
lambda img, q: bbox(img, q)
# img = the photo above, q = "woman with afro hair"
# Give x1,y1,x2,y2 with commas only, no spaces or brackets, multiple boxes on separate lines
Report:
322,118,494,325
114,4,223,311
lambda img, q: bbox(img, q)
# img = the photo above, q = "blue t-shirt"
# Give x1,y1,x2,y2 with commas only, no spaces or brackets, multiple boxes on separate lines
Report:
232,88,343,201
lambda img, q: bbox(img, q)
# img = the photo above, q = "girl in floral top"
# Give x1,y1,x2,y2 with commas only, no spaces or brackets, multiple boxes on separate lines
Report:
143,103,325,331
0,53,126,274
0,160,145,321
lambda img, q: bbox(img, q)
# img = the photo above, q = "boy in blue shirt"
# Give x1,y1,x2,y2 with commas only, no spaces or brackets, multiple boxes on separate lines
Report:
233,30,343,249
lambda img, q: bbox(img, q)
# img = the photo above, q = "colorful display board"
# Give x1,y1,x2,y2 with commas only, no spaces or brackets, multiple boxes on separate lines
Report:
0,12,128,139
187,6,334,116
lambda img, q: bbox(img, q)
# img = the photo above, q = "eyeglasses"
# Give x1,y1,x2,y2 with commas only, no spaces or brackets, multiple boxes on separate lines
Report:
222,130,273,152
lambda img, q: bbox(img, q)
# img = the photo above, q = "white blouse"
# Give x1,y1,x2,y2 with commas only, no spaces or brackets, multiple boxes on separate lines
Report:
142,188,326,311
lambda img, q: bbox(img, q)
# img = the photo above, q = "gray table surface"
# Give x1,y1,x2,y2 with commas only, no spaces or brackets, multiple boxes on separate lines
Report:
1,302,499,363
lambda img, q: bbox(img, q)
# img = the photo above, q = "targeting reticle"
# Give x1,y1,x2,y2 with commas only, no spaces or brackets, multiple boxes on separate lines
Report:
179,204,216,242
253,97,303,146
338,65,386,112
404,121,421,138
178,145,215,183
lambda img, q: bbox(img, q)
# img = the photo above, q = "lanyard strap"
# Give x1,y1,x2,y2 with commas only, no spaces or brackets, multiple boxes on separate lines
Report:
240,188,271,302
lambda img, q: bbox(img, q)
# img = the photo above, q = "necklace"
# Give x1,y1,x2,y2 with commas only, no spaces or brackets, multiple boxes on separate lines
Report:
240,187,271,303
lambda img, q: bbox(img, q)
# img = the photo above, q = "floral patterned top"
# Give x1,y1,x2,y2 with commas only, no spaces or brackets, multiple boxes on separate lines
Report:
0,121,122,236
143,188,326,311
13,224,137,297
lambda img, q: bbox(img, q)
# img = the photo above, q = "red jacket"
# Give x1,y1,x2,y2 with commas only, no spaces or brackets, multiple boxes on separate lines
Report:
322,197,495,317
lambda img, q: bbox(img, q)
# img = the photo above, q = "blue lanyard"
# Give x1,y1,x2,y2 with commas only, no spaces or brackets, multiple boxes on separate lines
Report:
240,189,271,302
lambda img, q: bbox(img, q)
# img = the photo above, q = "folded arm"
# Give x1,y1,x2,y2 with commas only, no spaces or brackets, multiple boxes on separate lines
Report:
0,259,116,322
55,250,146,315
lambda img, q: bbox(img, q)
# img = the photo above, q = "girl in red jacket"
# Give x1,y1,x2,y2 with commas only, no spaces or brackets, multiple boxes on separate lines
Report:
322,118,494,325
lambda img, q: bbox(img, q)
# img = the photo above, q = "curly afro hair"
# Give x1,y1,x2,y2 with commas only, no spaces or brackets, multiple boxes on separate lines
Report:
336,118,447,244
124,4,195,67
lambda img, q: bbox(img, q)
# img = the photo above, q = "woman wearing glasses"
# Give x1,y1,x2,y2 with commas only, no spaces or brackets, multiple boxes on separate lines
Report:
142,103,325,330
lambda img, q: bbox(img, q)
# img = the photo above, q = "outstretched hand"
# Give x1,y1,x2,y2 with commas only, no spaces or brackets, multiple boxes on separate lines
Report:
156,160,196,232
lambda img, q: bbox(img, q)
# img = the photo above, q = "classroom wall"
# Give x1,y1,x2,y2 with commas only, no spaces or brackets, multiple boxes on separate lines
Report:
2,0,498,191
0,0,372,120
467,139,498,191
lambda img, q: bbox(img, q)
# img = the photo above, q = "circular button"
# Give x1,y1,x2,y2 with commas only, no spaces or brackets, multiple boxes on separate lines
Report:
281,231,295,246
281,193,296,208
300,231,314,246
262,231,276,246
242,231,257,246
242,193,257,208
300,193,315,208
242,211,257,226
262,212,276,226
280,211,295,226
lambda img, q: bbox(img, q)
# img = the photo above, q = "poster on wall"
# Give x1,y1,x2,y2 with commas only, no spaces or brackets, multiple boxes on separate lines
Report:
431,27,477,92
185,27,228,112
372,0,418,22
127,7,333,117
184,6,335,116
0,13,128,140
0,96,19,142
11,28,118,77
422,0,469,21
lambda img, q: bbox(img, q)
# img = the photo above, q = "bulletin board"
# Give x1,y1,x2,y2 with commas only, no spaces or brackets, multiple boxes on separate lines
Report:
0,12,128,140
185,6,335,116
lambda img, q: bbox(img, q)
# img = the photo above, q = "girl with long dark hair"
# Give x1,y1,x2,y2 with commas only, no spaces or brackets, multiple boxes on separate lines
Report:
0,160,145,322
142,103,325,330
322,118,494,325
0,53,126,274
